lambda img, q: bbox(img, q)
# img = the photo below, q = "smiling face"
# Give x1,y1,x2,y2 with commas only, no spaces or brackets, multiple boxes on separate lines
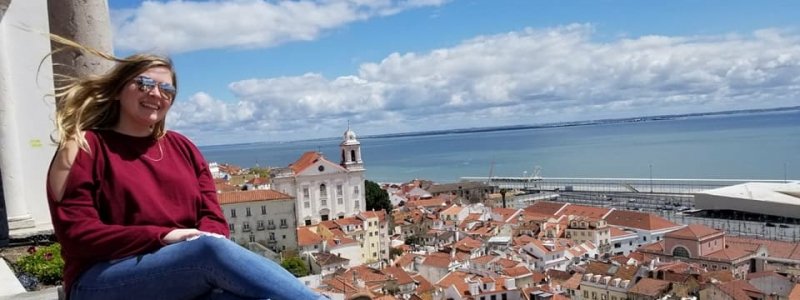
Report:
116,66,175,135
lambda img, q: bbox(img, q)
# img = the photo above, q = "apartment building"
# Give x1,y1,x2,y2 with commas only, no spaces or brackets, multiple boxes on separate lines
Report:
218,190,298,253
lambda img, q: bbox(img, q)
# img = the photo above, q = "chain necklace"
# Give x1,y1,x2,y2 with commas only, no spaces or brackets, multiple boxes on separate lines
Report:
142,140,164,162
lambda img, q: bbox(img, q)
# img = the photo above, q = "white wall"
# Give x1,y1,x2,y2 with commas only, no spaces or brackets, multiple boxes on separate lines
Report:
0,0,57,237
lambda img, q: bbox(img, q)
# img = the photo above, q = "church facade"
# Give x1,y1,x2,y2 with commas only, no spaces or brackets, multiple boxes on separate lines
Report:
271,128,366,226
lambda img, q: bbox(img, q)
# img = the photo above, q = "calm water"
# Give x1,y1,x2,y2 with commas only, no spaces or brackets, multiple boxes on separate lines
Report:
199,110,800,183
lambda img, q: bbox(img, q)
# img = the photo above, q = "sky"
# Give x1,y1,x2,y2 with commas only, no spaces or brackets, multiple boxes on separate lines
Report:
107,0,800,146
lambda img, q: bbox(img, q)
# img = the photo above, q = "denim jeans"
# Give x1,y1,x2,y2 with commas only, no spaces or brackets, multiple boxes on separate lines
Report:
70,235,326,300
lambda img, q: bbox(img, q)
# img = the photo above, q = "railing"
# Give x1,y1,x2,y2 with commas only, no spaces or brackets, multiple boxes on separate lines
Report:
267,224,276,230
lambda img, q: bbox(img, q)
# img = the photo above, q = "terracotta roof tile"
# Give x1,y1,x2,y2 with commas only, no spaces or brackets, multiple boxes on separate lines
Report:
604,210,680,231
666,224,722,240
394,253,416,268
561,272,583,290
421,255,452,268
609,226,637,238
382,266,415,285
502,266,532,278
297,227,323,246
289,151,321,174
412,274,435,294
524,201,568,216
727,236,800,260
717,280,762,300
558,204,612,219
217,189,293,204
628,278,671,297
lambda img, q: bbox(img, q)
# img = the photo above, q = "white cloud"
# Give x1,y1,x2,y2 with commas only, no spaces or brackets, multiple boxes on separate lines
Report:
113,0,448,53
169,25,800,144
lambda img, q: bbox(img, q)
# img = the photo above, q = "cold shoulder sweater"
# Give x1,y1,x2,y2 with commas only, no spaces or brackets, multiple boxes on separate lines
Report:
47,130,229,295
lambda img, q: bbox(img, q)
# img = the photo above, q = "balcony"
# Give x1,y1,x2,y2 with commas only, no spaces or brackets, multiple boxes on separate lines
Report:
280,224,288,229
267,224,276,230
267,239,278,245
256,225,265,231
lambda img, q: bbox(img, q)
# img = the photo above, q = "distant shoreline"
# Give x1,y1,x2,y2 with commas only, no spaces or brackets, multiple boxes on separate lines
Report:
201,105,800,147
358,105,800,141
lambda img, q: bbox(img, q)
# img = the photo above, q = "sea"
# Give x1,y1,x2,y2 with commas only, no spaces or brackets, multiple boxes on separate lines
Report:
199,109,800,184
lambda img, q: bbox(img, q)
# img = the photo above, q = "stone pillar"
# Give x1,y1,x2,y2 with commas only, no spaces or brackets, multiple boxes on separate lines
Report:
0,0,58,238
48,0,114,85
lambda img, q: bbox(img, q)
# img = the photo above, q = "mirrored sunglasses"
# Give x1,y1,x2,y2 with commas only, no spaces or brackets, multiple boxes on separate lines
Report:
134,75,177,100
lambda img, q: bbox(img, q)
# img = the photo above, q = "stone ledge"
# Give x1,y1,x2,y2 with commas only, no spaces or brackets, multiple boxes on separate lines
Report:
0,259,25,297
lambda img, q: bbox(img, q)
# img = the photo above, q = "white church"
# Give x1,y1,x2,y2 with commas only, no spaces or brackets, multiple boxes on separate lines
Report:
271,127,366,226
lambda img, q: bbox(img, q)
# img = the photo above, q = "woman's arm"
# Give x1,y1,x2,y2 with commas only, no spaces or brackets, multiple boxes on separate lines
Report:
196,159,230,237
48,139,173,261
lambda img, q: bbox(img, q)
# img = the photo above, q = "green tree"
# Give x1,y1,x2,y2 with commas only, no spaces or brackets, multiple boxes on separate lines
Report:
248,166,270,178
280,256,309,277
365,180,391,213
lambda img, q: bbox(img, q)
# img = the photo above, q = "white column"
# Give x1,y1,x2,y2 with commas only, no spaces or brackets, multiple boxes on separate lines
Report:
1,0,58,236
0,47,33,230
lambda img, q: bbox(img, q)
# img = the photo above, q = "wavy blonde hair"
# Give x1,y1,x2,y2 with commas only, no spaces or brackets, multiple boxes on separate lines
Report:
51,35,177,151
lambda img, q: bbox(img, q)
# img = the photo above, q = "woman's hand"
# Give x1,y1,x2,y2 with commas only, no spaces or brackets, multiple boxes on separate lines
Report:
163,228,203,244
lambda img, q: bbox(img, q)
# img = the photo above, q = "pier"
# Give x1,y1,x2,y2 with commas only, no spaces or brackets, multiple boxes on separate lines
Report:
461,176,800,242
460,176,789,194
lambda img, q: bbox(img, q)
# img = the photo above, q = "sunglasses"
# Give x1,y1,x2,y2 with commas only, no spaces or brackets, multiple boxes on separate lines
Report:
134,75,177,100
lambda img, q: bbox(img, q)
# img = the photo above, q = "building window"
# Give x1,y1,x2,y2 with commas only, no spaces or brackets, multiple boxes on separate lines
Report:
338,197,343,205
320,184,327,198
269,232,276,241
673,246,690,259
261,205,267,215
305,220,311,226
354,186,359,196
303,187,309,199
249,234,255,242
257,220,264,230
246,207,251,217
229,223,235,233
230,209,237,218
355,200,360,208
280,219,288,228
304,201,310,208
337,184,343,197
242,222,251,232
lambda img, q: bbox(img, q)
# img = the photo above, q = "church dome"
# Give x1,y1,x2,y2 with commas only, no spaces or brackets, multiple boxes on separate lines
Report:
341,127,360,145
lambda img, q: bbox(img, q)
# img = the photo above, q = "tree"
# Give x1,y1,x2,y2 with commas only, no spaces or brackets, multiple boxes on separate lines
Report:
280,256,309,277
365,180,391,213
390,247,405,259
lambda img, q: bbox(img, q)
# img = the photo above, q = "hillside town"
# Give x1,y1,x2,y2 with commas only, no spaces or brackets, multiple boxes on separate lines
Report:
208,128,800,300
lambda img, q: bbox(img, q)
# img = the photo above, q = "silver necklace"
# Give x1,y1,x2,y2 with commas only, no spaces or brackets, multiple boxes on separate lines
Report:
142,140,164,162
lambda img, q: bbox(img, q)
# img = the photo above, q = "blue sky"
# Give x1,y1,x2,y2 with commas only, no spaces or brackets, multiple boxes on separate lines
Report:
108,1,800,145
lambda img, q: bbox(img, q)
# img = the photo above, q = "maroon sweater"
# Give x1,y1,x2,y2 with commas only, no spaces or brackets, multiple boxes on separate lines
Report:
47,130,229,294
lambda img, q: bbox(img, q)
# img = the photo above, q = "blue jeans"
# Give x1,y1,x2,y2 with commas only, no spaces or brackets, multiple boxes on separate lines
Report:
70,236,326,300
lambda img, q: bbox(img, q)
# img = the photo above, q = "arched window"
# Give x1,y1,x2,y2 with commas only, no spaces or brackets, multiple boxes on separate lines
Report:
673,246,690,258
350,150,356,162
320,184,327,197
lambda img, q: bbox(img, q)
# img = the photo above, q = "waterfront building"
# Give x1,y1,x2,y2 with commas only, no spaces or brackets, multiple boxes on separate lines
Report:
218,190,298,253
695,182,800,221
271,127,366,226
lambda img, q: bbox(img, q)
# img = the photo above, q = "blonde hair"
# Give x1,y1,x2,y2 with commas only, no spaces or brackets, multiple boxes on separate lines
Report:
51,35,177,151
